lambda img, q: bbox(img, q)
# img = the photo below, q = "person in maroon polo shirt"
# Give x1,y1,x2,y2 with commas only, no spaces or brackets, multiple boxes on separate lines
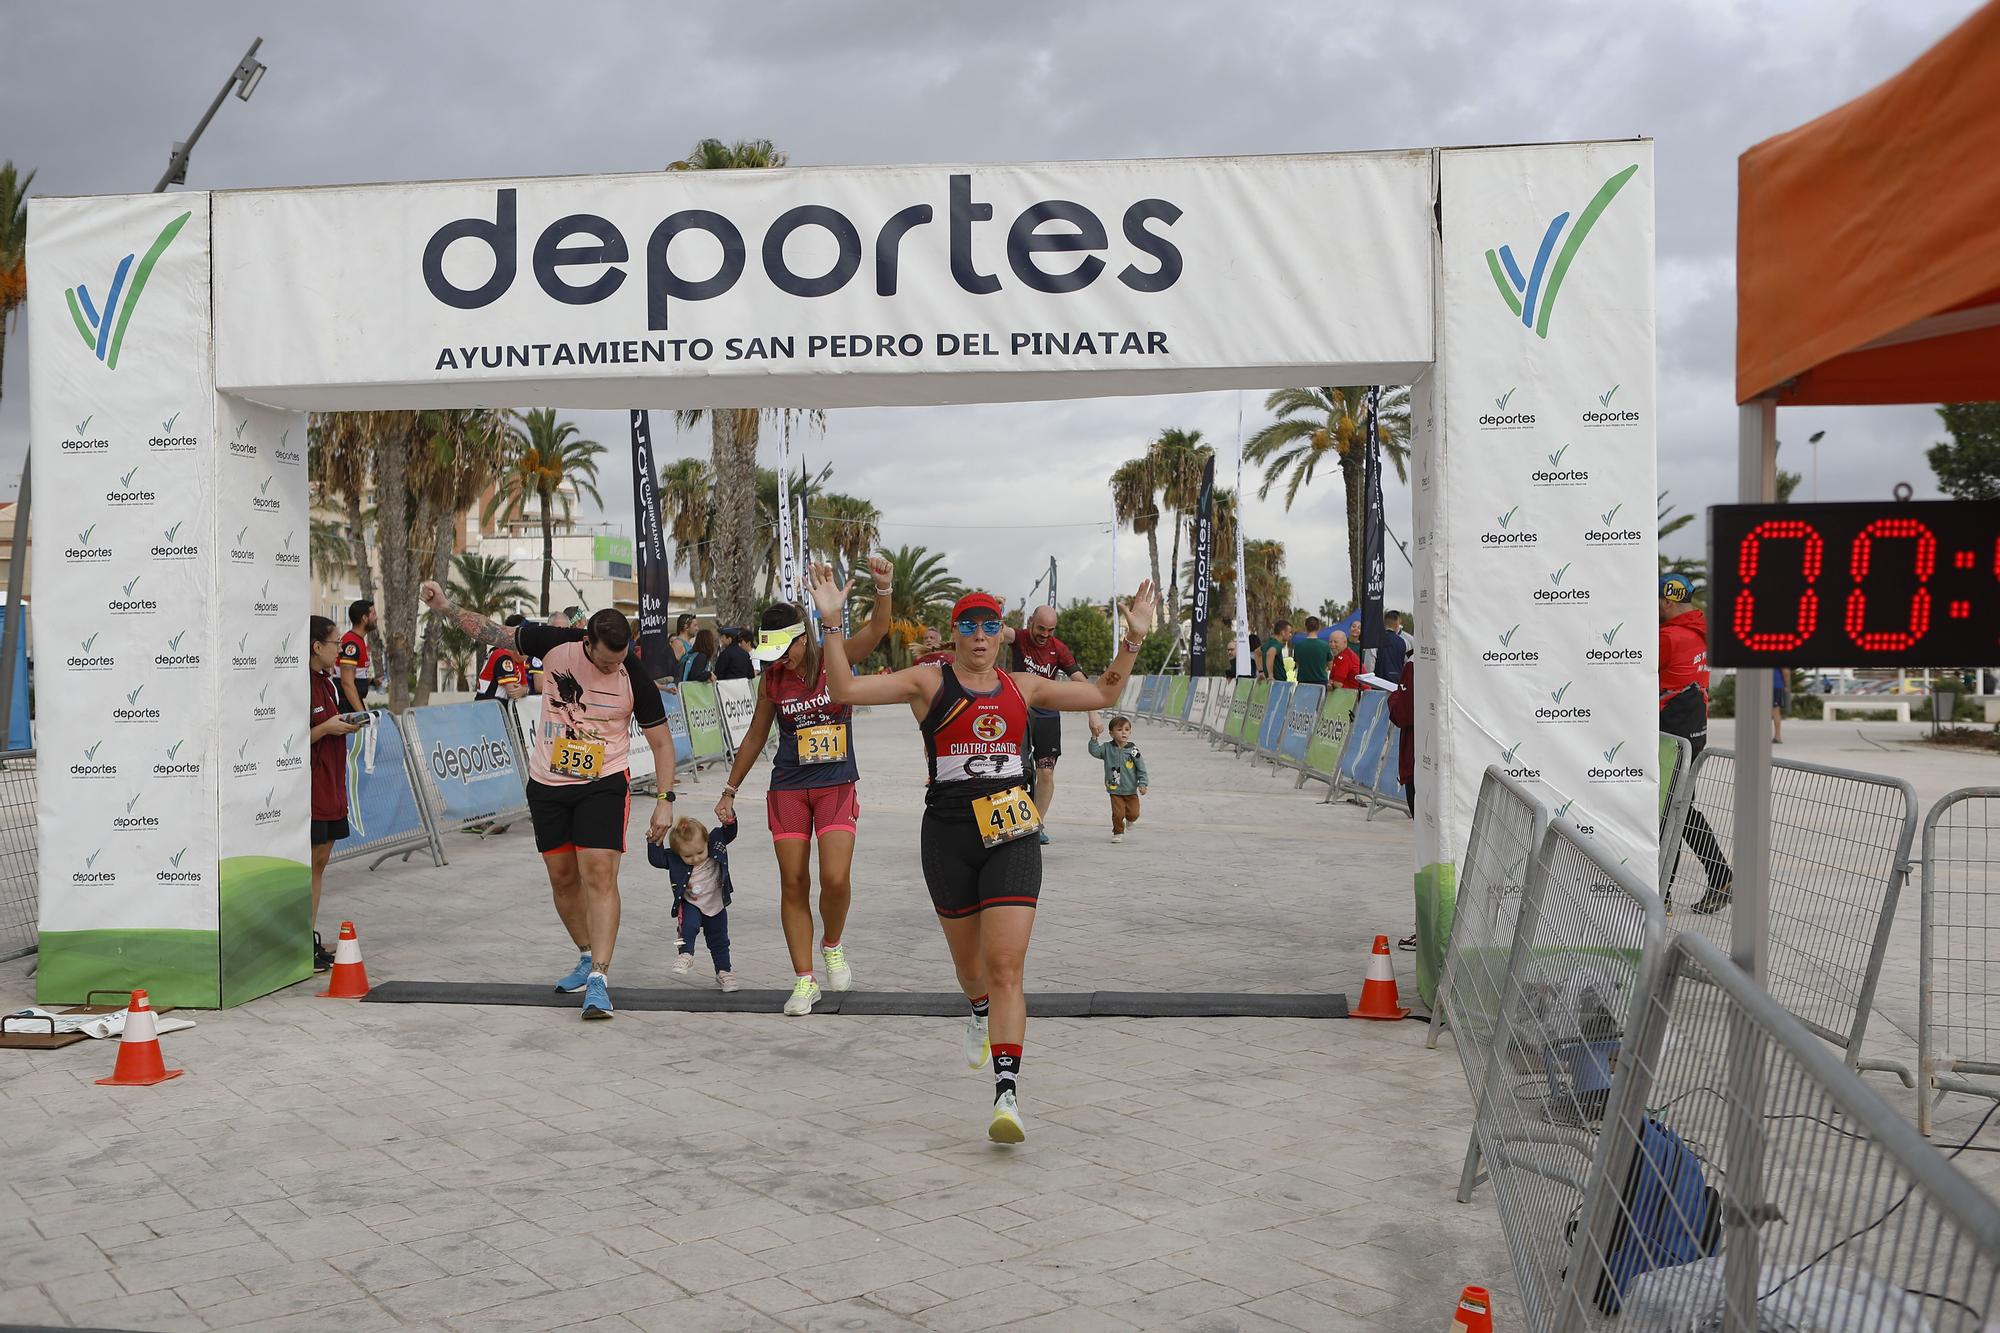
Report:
308,615,366,970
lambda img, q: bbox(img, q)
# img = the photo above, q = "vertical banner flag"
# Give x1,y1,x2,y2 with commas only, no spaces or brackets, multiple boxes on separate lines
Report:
1189,453,1215,677
1233,396,1252,676
628,410,673,677
775,419,797,606
1359,386,1386,653
1109,496,1119,626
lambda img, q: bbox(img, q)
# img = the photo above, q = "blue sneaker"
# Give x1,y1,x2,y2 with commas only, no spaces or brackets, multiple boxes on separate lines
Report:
581,973,613,1020
1037,830,1051,846
554,952,593,993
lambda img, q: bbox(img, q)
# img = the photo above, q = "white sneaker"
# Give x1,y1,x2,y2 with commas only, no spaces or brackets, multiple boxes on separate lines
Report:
716,970,739,993
988,1090,1026,1144
1110,833,1124,844
822,942,852,992
672,952,696,977
783,975,822,1016
964,1014,990,1070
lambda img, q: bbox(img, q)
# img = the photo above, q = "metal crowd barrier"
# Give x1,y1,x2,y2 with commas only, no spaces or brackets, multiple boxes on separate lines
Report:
1562,930,2000,1332
1920,788,2000,1137
1274,682,1323,774
0,748,37,961
1296,687,1359,793
1251,680,1294,766
330,711,448,870
1215,678,1253,749
1455,817,1668,1326
1666,747,1917,1084
1429,766,1549,1054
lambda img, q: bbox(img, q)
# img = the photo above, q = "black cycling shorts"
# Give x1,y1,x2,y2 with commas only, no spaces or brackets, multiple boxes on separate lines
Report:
1029,714,1062,769
311,817,350,847
526,772,630,854
920,812,1042,918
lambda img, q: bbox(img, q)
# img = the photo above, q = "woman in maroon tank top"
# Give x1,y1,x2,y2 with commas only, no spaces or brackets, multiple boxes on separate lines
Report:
813,565,1158,1146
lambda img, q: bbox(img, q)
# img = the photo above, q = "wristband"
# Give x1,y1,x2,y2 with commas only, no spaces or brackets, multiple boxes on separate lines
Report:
721,784,739,797
874,583,892,595
1121,638,1144,654
655,791,676,802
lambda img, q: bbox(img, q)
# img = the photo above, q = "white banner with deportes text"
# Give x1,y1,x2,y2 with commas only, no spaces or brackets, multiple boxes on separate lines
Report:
1428,143,1660,881
209,154,1434,410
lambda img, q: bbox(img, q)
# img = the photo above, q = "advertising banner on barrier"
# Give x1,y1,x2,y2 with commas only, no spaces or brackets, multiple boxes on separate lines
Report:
1280,684,1324,764
658,685,693,765
715,678,757,752
409,701,525,823
680,682,726,760
332,712,428,860
0,608,30,748
1431,143,1659,876
213,157,1435,411
1257,681,1294,754
1340,692,1390,787
1240,681,1270,746
1225,679,1254,743
1304,688,1359,776
1166,676,1189,722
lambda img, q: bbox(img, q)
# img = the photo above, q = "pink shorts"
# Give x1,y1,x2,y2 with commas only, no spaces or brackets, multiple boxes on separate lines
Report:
766,782,860,842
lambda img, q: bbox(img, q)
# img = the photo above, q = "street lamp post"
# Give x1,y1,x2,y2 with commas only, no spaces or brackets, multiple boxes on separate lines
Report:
155,38,267,192
1808,429,1825,502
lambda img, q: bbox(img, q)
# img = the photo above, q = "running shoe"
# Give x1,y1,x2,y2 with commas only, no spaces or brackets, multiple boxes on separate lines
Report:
1110,833,1124,845
312,932,334,973
988,1090,1026,1144
1691,874,1734,916
1037,830,1051,846
822,942,852,992
964,1014,990,1070
783,975,822,1016
717,971,739,993
672,952,696,977
581,973,613,1020
554,952,594,993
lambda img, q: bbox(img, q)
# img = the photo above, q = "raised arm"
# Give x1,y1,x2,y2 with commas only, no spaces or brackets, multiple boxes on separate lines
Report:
810,564,929,708
419,579,518,650
1016,581,1156,712
843,553,897,660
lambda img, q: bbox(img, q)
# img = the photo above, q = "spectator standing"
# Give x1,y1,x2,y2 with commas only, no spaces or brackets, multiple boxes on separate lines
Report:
1375,610,1410,682
476,617,530,702
1658,573,1733,913
309,615,365,970
680,628,717,683
337,599,377,713
670,613,697,663
1385,659,1416,819
1326,629,1363,691
713,627,755,681
1291,617,1332,685
1260,620,1295,682
1771,666,1789,743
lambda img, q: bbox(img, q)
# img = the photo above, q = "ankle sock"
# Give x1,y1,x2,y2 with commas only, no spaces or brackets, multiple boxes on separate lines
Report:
970,994,990,1019
992,1043,1022,1102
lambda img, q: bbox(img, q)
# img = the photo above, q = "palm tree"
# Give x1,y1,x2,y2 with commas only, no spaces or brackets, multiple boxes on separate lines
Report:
812,492,881,575
1110,456,1162,601
855,545,965,664
308,411,398,678
0,162,31,409
668,137,801,626
658,455,712,603
1244,386,1412,606
1148,428,1209,625
484,409,604,615
1242,538,1293,637
411,410,510,702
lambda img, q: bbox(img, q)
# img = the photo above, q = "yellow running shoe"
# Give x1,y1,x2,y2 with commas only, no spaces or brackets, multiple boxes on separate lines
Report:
783,975,821,1016
821,942,852,992
964,1014,990,1070
988,1090,1025,1144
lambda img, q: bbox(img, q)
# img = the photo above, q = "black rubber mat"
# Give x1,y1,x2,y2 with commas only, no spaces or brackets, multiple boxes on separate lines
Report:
360,980,1347,1018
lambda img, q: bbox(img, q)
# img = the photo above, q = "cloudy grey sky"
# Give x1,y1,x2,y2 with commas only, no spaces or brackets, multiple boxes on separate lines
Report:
0,0,1976,615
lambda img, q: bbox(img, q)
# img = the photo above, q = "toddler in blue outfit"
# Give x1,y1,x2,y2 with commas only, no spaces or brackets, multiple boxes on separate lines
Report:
649,815,738,991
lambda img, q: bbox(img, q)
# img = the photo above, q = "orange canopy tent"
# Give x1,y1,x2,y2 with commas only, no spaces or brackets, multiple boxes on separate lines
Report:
1737,0,2000,406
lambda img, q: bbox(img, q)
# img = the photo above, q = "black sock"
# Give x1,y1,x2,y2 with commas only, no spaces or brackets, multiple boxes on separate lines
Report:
970,994,989,1019
992,1044,1022,1102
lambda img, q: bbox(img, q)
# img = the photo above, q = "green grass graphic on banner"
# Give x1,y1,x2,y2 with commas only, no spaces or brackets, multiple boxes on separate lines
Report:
220,855,310,1006
36,928,219,1008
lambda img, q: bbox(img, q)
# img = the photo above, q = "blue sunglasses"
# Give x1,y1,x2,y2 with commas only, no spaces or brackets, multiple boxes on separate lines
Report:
955,618,1004,637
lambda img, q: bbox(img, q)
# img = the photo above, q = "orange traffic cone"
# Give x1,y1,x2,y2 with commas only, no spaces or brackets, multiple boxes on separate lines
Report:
96,990,184,1086
1351,934,1411,1020
1448,1285,1493,1333
316,921,371,998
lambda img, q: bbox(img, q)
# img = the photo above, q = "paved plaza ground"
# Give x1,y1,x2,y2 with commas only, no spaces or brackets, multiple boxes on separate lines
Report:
1,710,1994,1331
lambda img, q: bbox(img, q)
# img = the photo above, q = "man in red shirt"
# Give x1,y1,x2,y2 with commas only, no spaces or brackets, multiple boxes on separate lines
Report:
338,599,377,713
309,615,366,970
1658,573,1732,913
1005,605,1091,844
1327,628,1363,691
477,619,529,701
913,624,954,667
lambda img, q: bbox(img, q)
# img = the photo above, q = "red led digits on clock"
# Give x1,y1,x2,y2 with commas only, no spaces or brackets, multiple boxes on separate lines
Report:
1733,519,1822,652
1844,518,1935,651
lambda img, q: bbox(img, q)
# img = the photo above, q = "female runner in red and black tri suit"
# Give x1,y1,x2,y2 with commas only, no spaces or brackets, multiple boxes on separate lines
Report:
717,554,895,1016
814,567,1158,1144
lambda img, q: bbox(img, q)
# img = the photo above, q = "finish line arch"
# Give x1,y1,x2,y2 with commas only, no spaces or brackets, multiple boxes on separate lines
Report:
26,142,1657,1005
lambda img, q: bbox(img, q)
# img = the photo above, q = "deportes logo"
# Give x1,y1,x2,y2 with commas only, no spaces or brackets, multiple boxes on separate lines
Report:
1498,739,1542,782
1534,680,1592,724
1478,387,1536,430
64,210,193,369
1485,164,1638,338
1588,739,1646,783
1584,500,1645,546
1582,383,1641,427
1587,620,1645,664
1533,562,1590,604
1480,504,1539,548
63,415,110,454
1483,623,1540,666
1531,443,1588,488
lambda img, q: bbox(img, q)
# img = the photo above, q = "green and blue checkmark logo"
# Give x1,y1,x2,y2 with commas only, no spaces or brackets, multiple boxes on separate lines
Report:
1494,388,1516,410
1499,624,1520,647
1551,681,1572,704
1497,505,1520,529
1602,622,1624,646
1486,165,1638,338
1599,384,1620,407
1548,444,1569,467
1551,563,1572,586
65,211,193,369
1601,503,1623,525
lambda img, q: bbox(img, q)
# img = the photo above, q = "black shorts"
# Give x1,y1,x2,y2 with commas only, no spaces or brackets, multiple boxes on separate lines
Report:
526,772,631,854
920,812,1042,918
311,817,350,847
1029,713,1062,769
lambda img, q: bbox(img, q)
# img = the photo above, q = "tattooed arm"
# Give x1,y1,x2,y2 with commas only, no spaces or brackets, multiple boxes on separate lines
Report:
418,580,518,649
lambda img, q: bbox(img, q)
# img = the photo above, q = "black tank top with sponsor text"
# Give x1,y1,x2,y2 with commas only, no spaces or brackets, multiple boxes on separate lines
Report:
920,666,1029,819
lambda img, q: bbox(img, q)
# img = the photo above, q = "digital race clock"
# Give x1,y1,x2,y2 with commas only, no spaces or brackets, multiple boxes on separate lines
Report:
1707,501,2000,668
